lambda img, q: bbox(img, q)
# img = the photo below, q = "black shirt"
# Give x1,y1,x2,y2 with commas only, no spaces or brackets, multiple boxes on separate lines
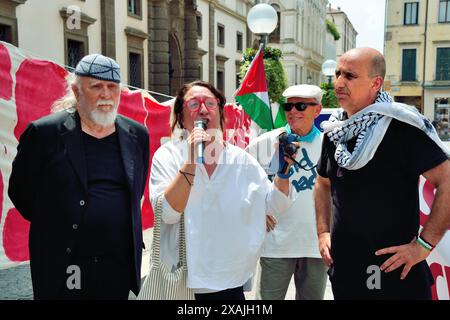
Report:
317,119,447,298
76,131,132,259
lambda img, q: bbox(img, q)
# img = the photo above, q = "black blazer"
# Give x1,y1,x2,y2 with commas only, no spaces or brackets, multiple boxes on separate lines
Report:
8,110,149,299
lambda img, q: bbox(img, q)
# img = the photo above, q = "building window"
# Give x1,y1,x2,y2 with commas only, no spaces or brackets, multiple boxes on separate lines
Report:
216,55,228,94
402,48,416,81
217,24,225,47
217,69,224,93
404,2,418,25
436,47,450,80
60,8,95,70
129,52,142,88
434,97,450,141
67,39,85,69
268,4,281,43
128,0,142,18
439,0,450,23
0,0,25,46
0,24,12,43
236,32,243,52
196,12,202,39
125,26,147,88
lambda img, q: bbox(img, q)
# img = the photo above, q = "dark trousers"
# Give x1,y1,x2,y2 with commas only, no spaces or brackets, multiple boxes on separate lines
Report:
58,254,132,300
195,286,245,300
328,257,434,300
330,271,433,300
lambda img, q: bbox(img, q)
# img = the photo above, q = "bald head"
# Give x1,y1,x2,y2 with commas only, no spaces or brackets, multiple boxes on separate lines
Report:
342,47,386,79
335,47,386,116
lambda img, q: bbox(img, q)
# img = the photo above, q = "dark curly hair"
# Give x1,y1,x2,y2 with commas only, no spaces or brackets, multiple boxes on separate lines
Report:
171,80,226,133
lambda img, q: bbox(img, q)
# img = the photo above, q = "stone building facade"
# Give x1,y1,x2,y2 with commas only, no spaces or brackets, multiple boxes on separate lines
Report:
0,0,253,100
259,0,329,87
147,0,201,96
384,0,450,141
326,5,357,60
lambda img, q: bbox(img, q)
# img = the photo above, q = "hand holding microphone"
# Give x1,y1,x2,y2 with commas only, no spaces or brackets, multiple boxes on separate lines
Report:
193,119,207,164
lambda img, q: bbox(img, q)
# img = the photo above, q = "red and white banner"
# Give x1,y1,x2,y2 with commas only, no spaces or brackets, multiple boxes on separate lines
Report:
0,41,448,299
419,177,450,300
0,41,251,269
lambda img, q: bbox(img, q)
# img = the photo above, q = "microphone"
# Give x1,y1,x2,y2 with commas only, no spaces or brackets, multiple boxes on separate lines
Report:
194,119,207,164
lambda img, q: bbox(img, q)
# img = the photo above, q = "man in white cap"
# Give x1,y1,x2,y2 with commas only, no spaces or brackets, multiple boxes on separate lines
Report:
9,54,149,300
246,84,328,300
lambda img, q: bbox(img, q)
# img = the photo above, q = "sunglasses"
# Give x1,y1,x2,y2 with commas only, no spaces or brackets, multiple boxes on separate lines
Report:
282,102,318,112
184,97,219,111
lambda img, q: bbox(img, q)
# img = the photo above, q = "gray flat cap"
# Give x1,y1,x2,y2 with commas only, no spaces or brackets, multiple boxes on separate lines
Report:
75,54,121,83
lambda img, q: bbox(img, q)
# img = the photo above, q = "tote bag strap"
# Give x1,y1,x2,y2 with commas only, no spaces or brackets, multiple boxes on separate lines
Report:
151,194,164,267
151,194,188,270
178,214,188,270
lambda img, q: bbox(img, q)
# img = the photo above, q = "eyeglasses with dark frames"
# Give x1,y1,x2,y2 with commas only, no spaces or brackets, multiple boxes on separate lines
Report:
282,101,318,112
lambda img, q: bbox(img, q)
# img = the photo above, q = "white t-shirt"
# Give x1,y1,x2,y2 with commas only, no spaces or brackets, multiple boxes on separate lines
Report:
246,128,323,258
150,139,295,292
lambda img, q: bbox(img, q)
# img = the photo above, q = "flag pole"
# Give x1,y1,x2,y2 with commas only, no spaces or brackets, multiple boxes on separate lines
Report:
259,40,275,130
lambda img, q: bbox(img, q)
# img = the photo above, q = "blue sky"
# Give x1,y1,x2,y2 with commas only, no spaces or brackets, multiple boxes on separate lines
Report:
328,0,386,53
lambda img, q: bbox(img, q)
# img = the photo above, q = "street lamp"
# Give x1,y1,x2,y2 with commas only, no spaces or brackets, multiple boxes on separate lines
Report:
247,3,278,51
321,59,337,85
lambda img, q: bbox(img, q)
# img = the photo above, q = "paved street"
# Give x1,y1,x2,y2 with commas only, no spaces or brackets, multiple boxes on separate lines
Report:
0,263,33,300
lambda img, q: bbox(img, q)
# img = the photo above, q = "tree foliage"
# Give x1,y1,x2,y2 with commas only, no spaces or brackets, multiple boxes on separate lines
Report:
320,82,339,108
239,46,288,104
326,19,340,41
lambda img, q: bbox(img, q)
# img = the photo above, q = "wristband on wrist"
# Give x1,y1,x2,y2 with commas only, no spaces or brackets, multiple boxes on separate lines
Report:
416,235,434,252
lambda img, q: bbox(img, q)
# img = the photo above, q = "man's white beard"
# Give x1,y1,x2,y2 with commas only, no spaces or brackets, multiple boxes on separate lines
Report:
89,107,117,127
86,99,118,127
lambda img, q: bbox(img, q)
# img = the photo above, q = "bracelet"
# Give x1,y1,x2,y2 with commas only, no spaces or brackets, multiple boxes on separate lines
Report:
179,170,195,177
416,235,434,252
179,170,195,187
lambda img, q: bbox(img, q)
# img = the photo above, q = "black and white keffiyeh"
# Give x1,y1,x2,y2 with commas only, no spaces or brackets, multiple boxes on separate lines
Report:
321,91,450,170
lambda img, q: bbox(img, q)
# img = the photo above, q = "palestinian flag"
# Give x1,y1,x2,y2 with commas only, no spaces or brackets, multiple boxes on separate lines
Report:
234,46,276,130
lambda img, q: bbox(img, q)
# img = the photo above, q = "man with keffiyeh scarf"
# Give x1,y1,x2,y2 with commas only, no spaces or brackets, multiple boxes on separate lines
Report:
313,47,450,299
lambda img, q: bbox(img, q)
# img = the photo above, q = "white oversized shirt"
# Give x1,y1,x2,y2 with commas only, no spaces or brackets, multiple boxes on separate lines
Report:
150,139,295,292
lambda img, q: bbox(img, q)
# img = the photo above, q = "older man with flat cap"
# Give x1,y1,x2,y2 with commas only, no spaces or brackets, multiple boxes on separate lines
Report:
9,54,149,300
246,84,328,300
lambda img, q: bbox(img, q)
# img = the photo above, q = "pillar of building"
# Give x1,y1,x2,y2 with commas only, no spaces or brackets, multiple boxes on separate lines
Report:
183,0,201,83
148,0,170,95
100,0,116,59
208,1,215,84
